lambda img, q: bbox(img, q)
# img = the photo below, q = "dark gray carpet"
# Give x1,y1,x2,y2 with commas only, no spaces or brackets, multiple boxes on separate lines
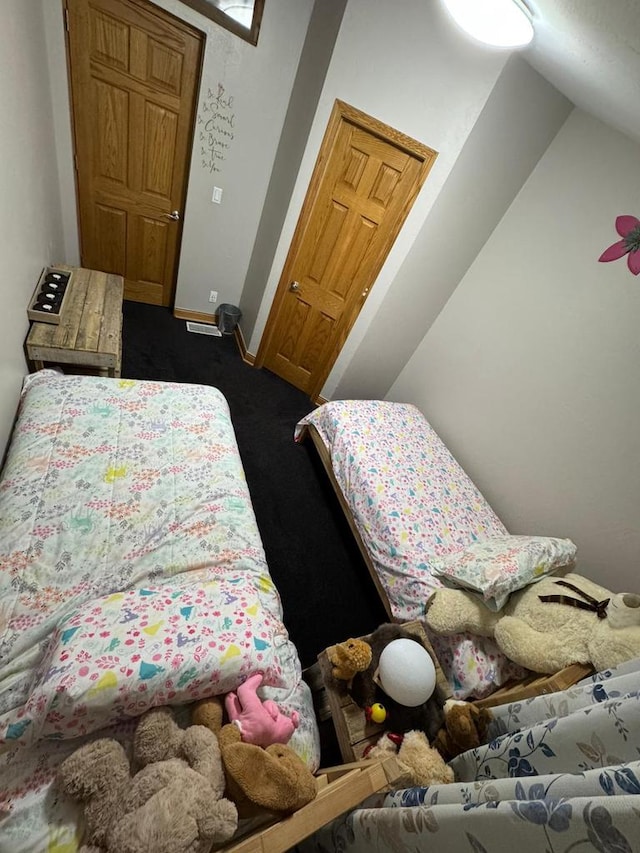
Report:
121,300,387,670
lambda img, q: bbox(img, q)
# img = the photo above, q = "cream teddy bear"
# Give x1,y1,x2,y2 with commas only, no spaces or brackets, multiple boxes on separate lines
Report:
426,571,640,674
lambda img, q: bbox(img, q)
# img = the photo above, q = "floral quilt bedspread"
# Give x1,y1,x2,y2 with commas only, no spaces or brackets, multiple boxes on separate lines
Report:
0,371,318,852
296,400,525,697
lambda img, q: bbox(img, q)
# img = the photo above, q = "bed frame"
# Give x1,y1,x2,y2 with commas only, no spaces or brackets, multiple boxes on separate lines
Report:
301,423,592,707
304,422,394,618
224,756,402,853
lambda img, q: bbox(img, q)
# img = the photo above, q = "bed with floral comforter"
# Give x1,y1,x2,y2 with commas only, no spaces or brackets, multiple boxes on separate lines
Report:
295,400,526,699
0,370,319,852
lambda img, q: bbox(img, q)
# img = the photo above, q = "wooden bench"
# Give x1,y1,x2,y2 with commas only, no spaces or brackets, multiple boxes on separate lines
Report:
26,265,124,377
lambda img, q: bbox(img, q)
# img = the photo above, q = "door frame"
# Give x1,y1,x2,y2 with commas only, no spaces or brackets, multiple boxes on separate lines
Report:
255,99,438,400
63,0,206,309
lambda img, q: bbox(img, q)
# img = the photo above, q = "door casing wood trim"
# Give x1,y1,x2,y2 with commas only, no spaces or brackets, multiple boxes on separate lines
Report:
255,99,437,399
63,0,206,309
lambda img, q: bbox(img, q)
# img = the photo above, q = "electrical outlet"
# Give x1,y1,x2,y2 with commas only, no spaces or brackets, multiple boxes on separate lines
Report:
209,290,218,303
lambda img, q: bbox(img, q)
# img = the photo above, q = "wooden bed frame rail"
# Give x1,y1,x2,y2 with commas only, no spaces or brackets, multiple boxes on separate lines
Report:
301,423,394,618
222,756,402,852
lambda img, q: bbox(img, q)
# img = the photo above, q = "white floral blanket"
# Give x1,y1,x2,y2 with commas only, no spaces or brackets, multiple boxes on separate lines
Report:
296,400,525,697
0,371,319,852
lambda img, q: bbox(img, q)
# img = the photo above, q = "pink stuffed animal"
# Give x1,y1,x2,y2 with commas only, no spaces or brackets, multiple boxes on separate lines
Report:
225,673,299,748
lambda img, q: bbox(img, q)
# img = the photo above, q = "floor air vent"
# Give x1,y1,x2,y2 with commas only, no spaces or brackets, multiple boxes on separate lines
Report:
186,321,222,336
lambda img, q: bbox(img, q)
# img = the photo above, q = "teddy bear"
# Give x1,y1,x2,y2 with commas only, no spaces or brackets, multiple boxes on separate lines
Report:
432,699,494,762
224,672,299,747
193,694,317,819
348,624,445,741
426,571,640,675
364,729,455,788
57,707,238,853
327,637,373,681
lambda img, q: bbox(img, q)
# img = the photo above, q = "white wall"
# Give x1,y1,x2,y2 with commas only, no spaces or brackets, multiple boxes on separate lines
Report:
248,0,510,379
0,0,65,455
44,0,314,316
389,110,640,591
240,0,347,341
334,56,572,400
43,1,80,266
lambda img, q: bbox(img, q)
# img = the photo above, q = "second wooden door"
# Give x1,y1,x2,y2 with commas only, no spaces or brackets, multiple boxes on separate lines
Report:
65,0,204,306
258,100,437,399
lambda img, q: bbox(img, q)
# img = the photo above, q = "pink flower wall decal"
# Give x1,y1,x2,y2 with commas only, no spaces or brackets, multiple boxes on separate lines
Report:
599,215,640,275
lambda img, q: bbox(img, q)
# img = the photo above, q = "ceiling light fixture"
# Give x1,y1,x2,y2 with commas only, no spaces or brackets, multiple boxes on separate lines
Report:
442,0,534,49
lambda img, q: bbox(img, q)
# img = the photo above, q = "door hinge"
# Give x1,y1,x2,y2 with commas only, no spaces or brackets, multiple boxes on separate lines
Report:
73,154,79,172
64,7,70,31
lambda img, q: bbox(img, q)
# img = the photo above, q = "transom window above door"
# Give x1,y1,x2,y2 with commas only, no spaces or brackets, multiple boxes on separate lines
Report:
177,0,264,44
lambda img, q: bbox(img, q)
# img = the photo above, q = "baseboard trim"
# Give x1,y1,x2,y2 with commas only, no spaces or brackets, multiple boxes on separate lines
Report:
174,307,257,364
235,325,255,365
314,394,328,406
174,307,218,324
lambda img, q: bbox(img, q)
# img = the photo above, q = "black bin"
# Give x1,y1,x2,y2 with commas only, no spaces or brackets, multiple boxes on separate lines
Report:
217,303,242,335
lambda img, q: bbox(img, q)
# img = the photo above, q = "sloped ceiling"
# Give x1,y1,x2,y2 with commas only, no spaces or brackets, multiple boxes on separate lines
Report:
523,0,640,144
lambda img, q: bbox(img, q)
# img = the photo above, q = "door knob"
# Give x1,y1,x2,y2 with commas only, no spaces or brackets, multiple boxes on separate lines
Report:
163,210,181,221
289,281,300,292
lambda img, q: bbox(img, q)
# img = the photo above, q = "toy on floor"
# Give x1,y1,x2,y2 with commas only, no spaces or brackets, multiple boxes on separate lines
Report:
364,729,454,787
433,699,494,762
426,571,640,674
224,672,299,747
348,624,445,741
193,694,317,819
57,706,237,853
366,702,387,724
327,637,372,681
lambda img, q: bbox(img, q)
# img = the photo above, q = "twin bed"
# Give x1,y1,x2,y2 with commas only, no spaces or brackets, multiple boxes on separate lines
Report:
295,400,640,850
295,399,527,699
0,370,319,852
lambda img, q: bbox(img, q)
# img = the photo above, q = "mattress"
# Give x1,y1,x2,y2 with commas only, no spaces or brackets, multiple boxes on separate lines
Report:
296,400,526,698
0,371,319,852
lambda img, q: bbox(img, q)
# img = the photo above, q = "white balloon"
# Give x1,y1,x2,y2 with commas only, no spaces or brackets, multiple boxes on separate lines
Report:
377,639,436,706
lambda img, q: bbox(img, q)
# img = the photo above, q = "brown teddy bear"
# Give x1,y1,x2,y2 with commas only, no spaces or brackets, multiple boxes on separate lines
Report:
193,695,317,818
348,623,445,741
57,707,238,852
327,638,373,681
432,699,494,762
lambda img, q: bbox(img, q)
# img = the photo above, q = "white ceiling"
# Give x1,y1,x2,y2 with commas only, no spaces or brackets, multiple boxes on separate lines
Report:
522,0,640,144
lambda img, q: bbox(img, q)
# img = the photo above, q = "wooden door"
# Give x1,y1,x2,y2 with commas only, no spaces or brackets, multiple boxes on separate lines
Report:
257,100,437,399
65,0,204,306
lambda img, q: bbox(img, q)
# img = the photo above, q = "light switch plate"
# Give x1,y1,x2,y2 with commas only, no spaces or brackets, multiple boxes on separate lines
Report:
212,186,223,204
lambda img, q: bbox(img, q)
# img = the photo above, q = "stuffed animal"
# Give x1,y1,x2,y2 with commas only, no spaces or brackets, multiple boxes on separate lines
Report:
193,695,317,819
426,572,640,674
57,708,237,853
432,699,494,762
364,730,455,787
225,672,299,747
348,624,445,740
327,638,373,681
